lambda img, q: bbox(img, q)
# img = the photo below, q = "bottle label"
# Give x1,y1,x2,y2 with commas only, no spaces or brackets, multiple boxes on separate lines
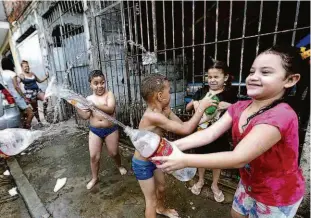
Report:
150,138,173,165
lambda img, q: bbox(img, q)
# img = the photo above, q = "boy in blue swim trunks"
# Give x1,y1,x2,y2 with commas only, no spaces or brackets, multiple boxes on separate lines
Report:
77,70,127,190
133,73,216,218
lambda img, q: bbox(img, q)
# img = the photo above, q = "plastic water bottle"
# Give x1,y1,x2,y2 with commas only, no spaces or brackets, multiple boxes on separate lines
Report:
0,128,43,156
124,127,197,182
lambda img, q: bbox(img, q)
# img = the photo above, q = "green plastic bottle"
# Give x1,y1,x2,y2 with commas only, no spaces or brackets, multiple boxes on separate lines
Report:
204,95,219,115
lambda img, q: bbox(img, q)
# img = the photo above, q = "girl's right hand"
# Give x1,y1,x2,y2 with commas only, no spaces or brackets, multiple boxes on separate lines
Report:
199,93,218,109
152,143,187,173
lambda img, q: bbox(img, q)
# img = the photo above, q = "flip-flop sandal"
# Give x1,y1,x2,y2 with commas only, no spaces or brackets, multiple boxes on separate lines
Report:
191,183,204,195
211,187,225,203
156,209,180,218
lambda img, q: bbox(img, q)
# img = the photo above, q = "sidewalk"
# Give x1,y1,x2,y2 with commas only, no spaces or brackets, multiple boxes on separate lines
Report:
0,159,31,218
9,121,232,218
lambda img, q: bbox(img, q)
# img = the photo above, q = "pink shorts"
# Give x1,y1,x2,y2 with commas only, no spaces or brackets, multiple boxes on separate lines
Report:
232,182,303,218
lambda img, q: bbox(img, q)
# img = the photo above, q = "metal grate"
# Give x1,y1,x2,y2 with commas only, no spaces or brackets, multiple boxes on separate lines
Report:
40,0,309,185
43,1,90,122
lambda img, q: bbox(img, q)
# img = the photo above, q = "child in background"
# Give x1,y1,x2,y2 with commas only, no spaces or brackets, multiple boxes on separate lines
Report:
186,60,237,201
133,73,216,218
153,45,306,218
77,70,127,190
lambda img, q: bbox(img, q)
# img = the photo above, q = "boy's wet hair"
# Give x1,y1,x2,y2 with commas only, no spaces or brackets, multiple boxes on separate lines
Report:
89,70,105,83
141,73,168,102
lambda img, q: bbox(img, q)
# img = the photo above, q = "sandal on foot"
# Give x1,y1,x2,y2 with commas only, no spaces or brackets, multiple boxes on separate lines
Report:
191,182,204,195
156,209,180,218
211,187,225,202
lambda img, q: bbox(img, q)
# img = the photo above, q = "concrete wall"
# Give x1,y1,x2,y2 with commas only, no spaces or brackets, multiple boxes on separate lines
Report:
298,123,310,217
3,1,31,23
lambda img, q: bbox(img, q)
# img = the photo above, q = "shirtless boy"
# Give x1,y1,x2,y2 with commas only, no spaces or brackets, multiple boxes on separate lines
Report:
77,70,127,189
132,73,216,218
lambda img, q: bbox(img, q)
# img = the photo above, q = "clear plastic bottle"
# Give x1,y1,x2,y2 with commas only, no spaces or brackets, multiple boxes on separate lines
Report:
0,128,43,156
124,127,197,182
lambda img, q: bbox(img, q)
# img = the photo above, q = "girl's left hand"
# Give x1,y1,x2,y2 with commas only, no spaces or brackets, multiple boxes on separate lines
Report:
151,143,187,173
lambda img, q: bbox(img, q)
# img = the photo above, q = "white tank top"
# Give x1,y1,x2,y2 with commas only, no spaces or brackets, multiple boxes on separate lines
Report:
0,70,20,98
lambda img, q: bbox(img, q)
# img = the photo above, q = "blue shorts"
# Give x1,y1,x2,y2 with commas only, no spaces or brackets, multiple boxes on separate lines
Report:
90,125,118,139
132,158,157,180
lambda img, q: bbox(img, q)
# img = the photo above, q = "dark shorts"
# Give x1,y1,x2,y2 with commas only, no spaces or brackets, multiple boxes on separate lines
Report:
89,125,118,139
132,158,157,180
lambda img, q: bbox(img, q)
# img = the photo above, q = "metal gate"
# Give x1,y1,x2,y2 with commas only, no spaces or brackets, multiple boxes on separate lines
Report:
92,0,310,183
42,0,90,122
93,0,310,128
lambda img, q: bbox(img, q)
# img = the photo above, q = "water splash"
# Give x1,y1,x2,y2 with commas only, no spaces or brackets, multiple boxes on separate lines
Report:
127,40,157,65
46,77,127,129
46,38,157,123
0,128,43,156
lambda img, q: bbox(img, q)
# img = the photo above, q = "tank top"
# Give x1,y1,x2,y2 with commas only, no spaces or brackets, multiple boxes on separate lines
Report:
22,75,39,90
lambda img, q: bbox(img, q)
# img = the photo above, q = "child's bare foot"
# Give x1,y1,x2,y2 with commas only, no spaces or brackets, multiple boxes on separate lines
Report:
156,208,180,218
118,166,127,175
86,178,99,190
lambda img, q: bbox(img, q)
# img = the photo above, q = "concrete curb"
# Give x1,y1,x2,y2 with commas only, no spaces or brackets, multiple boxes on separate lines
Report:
7,158,50,218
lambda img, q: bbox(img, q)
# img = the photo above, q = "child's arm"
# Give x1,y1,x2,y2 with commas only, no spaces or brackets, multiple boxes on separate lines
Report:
93,91,115,114
148,98,217,135
153,124,281,171
174,111,232,151
218,101,232,110
76,96,91,119
12,76,28,101
163,107,183,124
198,113,216,124
34,72,49,83
76,108,91,120
192,100,216,124
185,100,194,111
169,112,183,124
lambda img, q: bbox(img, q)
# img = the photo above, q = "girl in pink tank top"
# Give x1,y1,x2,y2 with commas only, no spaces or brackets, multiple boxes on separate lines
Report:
152,45,307,218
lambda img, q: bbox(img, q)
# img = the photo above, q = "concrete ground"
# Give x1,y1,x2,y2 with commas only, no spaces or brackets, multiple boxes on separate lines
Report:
0,160,31,218
11,120,232,218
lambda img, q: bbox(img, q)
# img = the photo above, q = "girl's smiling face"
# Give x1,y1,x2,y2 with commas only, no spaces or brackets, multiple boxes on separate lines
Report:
246,53,299,100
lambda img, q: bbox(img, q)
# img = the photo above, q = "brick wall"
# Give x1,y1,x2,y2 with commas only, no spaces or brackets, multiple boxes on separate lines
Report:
3,0,31,23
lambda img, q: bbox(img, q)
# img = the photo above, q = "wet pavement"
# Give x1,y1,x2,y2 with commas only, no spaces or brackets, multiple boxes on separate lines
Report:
13,120,232,218
0,159,31,218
